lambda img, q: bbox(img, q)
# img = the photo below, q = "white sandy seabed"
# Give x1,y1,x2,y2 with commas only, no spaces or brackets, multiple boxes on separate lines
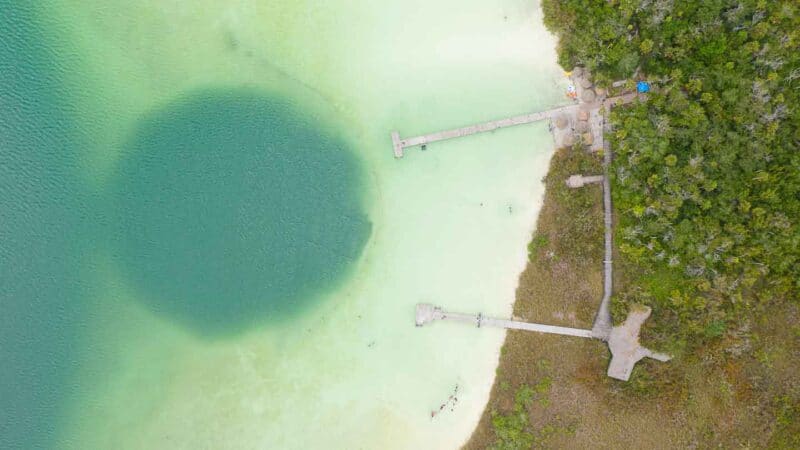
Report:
52,0,568,448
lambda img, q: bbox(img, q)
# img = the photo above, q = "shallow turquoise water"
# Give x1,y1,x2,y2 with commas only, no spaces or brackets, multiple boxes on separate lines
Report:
0,3,369,447
2,1,565,448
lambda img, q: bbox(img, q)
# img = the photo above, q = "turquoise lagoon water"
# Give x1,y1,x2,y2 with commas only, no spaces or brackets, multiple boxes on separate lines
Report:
1,1,566,448
1,4,91,448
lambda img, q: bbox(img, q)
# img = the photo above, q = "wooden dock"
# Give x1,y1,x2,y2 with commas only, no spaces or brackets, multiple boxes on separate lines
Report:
415,302,668,381
407,92,668,380
415,303,593,338
391,104,579,158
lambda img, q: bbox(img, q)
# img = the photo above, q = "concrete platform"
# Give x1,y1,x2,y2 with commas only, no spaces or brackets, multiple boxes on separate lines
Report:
606,306,671,381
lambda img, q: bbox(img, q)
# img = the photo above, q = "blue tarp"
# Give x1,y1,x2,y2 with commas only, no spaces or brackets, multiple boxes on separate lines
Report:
637,81,651,93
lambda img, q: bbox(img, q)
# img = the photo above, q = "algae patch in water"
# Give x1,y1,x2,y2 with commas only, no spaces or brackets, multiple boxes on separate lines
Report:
111,89,371,337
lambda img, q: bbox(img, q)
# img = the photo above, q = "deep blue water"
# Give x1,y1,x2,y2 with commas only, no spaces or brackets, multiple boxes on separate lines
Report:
110,90,371,337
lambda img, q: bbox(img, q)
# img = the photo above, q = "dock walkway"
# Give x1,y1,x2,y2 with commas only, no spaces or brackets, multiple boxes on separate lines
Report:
391,104,579,158
405,88,665,380
415,304,593,338
415,302,668,381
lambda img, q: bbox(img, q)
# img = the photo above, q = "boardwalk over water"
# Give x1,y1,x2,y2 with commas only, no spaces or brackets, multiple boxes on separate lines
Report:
415,302,668,381
415,304,593,338
391,104,580,158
